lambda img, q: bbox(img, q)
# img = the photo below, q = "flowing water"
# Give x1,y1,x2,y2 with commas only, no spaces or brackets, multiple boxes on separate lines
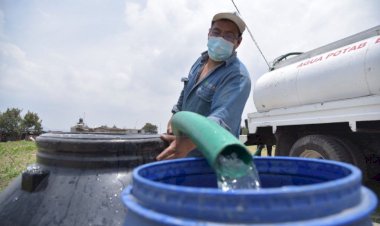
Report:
216,152,261,191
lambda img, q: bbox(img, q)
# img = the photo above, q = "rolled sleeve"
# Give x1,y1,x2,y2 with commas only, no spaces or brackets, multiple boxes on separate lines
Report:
172,89,184,114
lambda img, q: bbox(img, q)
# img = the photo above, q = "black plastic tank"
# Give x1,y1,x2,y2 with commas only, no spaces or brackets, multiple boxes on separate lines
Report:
0,132,166,226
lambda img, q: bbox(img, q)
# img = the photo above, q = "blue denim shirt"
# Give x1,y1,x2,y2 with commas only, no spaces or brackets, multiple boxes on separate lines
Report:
172,51,251,137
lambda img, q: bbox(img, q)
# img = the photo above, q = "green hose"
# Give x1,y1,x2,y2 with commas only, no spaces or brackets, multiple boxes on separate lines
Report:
171,111,252,178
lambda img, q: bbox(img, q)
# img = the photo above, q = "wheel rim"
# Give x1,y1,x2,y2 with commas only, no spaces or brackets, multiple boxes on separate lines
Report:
299,149,325,159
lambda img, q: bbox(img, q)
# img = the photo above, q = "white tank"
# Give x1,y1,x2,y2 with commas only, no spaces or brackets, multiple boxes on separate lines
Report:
254,31,380,112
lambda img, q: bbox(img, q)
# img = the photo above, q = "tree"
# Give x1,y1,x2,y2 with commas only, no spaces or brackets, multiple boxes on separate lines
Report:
142,123,158,134
0,108,23,140
0,108,43,141
22,111,43,135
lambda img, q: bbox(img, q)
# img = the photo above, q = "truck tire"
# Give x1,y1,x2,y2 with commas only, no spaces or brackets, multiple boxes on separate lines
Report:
331,136,367,180
289,135,352,162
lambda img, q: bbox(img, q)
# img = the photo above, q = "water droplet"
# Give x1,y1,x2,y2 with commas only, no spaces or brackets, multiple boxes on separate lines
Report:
25,163,42,174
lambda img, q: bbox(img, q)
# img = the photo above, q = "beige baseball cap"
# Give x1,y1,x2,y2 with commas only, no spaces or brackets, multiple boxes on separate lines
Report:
212,12,246,34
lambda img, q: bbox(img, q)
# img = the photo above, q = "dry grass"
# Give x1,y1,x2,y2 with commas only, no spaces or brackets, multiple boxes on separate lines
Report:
0,140,37,191
246,145,276,156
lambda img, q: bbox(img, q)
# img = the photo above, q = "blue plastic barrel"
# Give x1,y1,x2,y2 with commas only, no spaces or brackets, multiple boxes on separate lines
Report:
121,157,377,226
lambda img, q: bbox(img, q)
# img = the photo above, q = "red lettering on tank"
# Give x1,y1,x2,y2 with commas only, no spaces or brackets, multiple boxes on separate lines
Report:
348,45,357,52
312,56,323,63
333,50,342,56
297,40,371,69
297,56,323,68
341,47,351,54
357,42,367,49
297,61,307,68
325,52,335,59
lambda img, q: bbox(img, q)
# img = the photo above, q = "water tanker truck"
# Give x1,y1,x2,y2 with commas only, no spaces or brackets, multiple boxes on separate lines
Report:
245,25,380,179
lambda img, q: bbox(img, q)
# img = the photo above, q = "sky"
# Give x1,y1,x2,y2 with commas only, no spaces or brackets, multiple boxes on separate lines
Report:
0,0,379,132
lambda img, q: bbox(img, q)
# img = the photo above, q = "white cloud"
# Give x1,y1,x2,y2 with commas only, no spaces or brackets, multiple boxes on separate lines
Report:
0,10,4,39
0,0,379,132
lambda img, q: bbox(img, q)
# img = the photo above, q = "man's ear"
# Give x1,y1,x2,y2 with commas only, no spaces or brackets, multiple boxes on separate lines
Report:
235,37,242,48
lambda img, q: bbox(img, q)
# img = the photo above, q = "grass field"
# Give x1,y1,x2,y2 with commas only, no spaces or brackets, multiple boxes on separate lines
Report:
0,140,37,191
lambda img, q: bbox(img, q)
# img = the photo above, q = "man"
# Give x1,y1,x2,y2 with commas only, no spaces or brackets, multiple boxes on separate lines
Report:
157,12,251,160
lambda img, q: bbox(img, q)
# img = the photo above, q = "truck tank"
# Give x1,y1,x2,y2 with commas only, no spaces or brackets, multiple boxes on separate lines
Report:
0,133,166,226
253,25,380,112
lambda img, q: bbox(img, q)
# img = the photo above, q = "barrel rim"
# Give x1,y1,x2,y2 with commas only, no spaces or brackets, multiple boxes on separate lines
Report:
132,157,360,195
36,132,161,141
127,157,366,223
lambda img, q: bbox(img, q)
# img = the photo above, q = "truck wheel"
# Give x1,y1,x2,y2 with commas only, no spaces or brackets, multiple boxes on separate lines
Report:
289,135,352,162
331,137,367,180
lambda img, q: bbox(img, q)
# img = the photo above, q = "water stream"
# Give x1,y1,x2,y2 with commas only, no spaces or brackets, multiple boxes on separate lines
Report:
216,152,261,191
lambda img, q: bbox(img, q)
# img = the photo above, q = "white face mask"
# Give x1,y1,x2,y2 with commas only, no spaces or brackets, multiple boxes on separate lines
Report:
207,37,234,62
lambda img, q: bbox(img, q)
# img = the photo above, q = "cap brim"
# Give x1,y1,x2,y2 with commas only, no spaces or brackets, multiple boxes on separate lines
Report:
212,12,246,34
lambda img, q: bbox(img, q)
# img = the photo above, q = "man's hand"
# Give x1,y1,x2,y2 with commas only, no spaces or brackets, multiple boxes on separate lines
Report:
156,134,177,160
156,134,196,160
166,117,173,134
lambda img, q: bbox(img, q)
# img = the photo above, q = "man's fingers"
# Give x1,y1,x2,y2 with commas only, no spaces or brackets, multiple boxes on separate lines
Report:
156,141,176,160
160,134,175,142
160,134,175,148
156,150,169,160
157,150,177,160
163,153,176,160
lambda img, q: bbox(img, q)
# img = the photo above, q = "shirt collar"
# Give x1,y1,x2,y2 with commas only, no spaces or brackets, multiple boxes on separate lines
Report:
200,51,237,66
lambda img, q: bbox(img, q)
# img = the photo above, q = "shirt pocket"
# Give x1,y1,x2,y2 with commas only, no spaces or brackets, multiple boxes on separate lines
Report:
196,84,216,102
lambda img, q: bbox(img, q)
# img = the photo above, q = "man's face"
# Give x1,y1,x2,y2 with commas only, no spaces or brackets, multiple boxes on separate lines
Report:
208,20,242,50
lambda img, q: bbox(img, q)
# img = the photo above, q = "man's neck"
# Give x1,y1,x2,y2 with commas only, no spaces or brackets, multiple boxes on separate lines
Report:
197,58,223,84
206,58,223,68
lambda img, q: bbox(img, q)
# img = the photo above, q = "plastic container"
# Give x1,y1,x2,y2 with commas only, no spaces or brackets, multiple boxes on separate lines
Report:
122,157,377,226
0,132,166,226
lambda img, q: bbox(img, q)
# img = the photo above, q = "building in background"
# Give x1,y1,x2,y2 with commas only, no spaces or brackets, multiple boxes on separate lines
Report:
70,118,144,134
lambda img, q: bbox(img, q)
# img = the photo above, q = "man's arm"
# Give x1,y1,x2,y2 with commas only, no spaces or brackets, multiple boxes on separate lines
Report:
171,89,184,114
